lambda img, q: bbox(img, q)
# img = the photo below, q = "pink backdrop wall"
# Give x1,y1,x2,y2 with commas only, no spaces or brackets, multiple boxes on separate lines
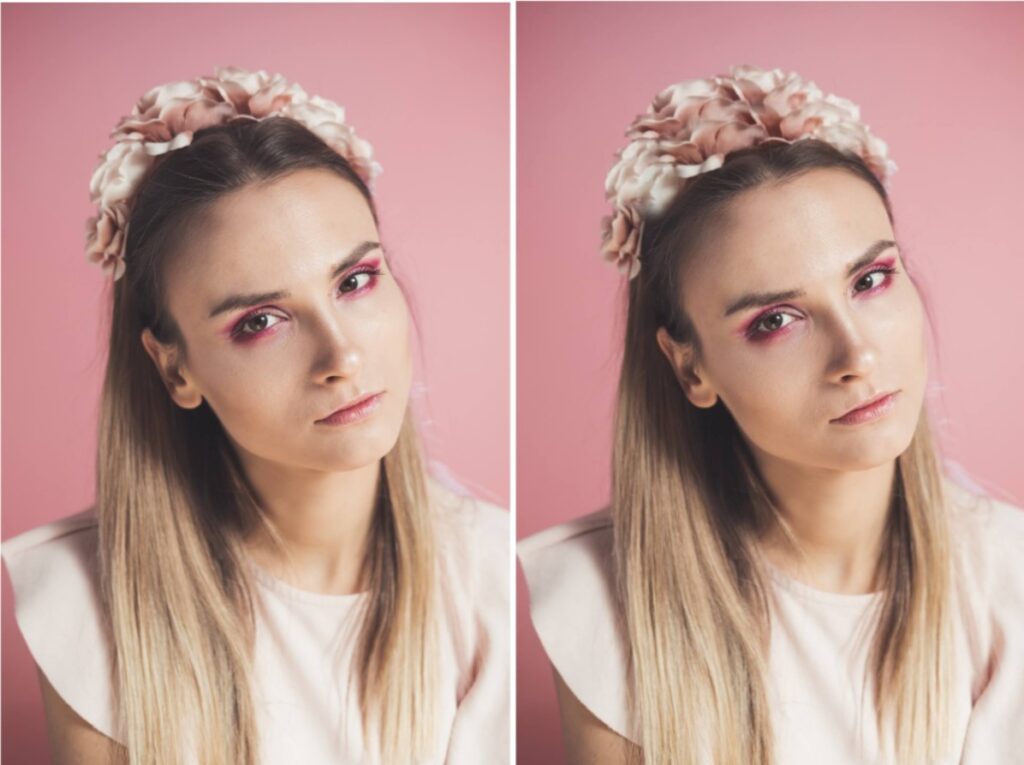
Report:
1,4,508,759
517,3,1024,761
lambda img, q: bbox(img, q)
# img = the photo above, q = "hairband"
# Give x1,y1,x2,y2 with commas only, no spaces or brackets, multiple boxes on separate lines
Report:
601,64,897,279
85,66,379,281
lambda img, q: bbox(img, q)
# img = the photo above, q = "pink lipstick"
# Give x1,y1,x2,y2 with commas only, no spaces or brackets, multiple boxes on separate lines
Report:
315,392,383,426
831,391,899,426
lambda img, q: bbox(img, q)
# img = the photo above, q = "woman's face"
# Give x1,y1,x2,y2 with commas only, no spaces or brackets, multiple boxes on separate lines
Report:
142,168,412,474
657,168,928,473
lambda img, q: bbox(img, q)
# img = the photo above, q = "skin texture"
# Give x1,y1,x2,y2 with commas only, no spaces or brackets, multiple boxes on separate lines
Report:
140,167,414,597
657,167,928,594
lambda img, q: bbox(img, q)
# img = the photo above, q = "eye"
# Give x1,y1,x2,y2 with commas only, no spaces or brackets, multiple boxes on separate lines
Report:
751,310,797,336
339,267,381,294
854,265,897,293
236,312,284,337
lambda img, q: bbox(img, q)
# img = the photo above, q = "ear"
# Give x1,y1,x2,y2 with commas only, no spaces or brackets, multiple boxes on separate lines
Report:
140,328,204,410
655,327,718,409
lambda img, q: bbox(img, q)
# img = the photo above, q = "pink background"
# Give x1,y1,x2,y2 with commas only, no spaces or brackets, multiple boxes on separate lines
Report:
1,3,508,759
517,3,1024,762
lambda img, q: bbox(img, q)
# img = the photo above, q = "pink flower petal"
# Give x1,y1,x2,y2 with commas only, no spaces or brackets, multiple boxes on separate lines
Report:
601,64,895,279
86,67,381,279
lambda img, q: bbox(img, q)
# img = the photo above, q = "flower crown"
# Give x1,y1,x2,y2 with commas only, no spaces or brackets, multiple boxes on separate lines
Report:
85,66,381,281
601,64,897,279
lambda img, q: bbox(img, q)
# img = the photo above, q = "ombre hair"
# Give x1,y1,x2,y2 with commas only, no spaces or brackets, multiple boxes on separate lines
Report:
97,116,439,764
612,138,955,764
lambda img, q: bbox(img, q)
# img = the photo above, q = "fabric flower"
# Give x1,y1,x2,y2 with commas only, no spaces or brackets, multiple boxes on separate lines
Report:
85,200,130,281
88,140,152,210
85,66,380,281
602,64,897,280
284,95,382,181
601,204,644,279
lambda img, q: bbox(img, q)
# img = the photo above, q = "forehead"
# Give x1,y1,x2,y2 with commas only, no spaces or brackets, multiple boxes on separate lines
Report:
682,168,895,312
168,168,377,292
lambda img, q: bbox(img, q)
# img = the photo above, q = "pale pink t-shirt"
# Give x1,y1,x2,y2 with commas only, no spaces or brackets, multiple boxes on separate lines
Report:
2,489,509,764
518,478,1024,764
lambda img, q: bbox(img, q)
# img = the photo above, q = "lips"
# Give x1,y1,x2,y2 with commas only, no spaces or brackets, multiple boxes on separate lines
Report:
315,392,383,425
831,390,899,424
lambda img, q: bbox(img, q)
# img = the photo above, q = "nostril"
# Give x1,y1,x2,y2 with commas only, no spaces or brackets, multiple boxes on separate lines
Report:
314,343,361,383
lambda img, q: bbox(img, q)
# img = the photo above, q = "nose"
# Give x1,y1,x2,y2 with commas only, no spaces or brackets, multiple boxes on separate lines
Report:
825,310,879,384
310,311,361,384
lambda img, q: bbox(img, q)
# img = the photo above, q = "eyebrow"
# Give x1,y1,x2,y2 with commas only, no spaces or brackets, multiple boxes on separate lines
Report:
207,241,381,319
722,239,898,318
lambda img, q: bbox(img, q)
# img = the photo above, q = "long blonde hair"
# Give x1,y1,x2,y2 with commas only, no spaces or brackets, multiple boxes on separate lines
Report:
612,139,956,764
95,117,439,763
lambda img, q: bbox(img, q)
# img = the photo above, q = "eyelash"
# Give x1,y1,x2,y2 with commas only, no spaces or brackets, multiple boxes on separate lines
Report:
745,265,900,341
229,265,384,341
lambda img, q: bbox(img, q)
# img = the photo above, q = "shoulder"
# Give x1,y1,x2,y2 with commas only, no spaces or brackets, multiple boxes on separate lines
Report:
429,478,510,641
428,479,510,691
943,477,1024,750
517,507,614,582
517,509,618,639
944,475,1024,659
517,509,635,742
430,478,509,583
3,508,99,563
945,475,1024,591
2,509,103,616
1,509,121,742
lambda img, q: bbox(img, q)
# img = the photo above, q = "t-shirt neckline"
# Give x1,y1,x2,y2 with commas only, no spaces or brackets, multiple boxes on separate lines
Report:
247,558,368,608
761,557,884,607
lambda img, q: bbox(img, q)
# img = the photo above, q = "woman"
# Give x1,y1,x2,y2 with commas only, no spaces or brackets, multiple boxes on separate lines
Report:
2,67,508,764
519,65,1023,765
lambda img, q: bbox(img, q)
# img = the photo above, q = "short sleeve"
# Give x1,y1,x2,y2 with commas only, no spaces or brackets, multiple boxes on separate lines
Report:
517,510,636,743
1,509,121,742
958,496,1024,761
439,495,511,764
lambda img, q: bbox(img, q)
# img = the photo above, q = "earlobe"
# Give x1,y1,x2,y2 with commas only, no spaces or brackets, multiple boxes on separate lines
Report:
655,327,718,409
139,328,203,410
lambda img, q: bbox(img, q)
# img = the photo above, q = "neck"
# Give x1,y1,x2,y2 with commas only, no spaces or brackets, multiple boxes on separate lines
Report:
236,450,381,596
751,446,896,595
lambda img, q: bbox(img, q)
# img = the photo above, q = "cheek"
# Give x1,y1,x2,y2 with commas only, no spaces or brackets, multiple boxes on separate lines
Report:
703,346,813,440
878,280,928,375
177,337,264,414
905,290,928,358
372,286,413,382
894,289,930,408
197,359,285,443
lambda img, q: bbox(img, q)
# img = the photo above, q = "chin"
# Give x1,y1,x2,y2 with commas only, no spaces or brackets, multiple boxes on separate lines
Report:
317,454,388,473
320,428,405,471
824,421,917,472
294,445,387,473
